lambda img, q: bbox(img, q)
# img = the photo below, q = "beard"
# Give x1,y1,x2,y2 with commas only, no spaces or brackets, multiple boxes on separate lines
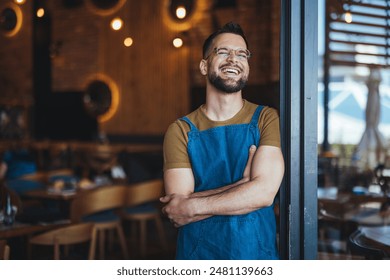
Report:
208,72,248,94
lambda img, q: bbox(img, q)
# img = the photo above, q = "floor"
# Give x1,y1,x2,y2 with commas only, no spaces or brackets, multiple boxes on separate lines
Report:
7,215,367,260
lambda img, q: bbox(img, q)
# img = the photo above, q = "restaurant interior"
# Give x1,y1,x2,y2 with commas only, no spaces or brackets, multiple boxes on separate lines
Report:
0,0,389,260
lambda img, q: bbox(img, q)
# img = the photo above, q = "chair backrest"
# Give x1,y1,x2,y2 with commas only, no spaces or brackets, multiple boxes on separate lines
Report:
0,240,10,260
348,229,386,260
70,185,127,222
29,223,97,260
125,179,164,207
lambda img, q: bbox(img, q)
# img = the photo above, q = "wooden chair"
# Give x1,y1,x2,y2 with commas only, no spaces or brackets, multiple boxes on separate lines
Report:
28,223,97,260
348,229,388,260
318,200,358,255
0,240,10,260
119,179,168,257
70,185,129,259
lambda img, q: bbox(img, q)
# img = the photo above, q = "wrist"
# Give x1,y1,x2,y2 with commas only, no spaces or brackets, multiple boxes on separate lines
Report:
187,196,201,217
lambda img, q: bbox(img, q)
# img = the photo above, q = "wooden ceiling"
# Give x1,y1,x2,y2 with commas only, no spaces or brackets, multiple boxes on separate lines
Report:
326,0,390,68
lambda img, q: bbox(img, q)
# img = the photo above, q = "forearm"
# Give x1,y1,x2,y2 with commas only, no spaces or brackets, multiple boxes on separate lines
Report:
189,147,284,217
190,177,248,198
183,179,250,222
188,178,277,216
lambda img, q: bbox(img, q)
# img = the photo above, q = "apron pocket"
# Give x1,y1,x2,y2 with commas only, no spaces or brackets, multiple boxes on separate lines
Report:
190,214,266,260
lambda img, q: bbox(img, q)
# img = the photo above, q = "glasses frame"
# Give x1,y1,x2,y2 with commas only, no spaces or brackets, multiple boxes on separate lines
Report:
204,47,251,61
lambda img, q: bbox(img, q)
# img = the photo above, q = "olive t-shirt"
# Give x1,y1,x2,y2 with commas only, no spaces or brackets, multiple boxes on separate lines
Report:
163,100,281,171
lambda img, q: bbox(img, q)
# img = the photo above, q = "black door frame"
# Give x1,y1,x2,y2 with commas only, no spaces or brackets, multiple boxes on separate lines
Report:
279,0,318,259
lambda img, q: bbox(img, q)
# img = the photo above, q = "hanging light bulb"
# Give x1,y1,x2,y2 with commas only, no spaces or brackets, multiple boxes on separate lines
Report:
173,37,183,48
344,11,352,23
124,37,133,47
14,0,26,4
111,17,123,31
176,6,186,19
36,8,45,18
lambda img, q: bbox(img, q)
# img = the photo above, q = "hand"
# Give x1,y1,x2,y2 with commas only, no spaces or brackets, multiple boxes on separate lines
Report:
160,194,195,227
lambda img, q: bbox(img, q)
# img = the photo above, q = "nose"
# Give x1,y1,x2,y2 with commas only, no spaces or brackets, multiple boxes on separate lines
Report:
226,50,238,62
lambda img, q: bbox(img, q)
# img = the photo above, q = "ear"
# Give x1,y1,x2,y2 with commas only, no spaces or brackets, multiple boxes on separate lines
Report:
199,59,207,76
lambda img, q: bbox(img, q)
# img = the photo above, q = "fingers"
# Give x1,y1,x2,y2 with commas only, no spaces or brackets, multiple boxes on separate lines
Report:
243,145,257,178
161,205,168,218
248,145,256,159
160,195,174,217
159,195,171,203
165,211,181,227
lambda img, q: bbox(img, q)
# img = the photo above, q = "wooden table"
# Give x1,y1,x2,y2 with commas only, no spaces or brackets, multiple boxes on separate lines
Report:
21,186,97,220
23,188,78,201
318,188,390,253
0,220,70,239
318,188,389,224
344,207,390,226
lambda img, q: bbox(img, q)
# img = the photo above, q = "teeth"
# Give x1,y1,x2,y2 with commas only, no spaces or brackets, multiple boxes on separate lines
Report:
222,68,239,75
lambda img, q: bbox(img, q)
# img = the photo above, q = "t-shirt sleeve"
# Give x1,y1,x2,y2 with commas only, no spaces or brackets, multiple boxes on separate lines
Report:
163,120,191,171
258,107,281,148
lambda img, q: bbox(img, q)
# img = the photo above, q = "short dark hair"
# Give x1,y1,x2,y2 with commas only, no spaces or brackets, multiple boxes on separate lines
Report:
202,22,249,59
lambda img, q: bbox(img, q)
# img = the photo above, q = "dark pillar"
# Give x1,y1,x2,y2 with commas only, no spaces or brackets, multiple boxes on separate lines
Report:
279,0,318,259
32,0,52,139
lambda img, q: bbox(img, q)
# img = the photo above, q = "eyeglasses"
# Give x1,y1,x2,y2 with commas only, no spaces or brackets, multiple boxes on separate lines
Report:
205,47,251,61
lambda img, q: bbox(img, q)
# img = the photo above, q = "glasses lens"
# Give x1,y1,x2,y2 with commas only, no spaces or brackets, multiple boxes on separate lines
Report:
236,49,249,59
215,48,250,60
216,48,229,56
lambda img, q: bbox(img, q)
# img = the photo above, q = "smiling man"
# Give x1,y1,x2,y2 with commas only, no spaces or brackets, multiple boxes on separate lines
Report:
161,22,284,260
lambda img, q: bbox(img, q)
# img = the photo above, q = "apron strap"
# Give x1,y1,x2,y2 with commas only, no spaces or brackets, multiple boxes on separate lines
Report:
250,105,264,127
181,105,264,132
180,116,198,132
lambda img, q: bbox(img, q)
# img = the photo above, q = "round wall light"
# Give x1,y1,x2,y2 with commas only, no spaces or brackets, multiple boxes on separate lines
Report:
83,73,120,123
163,0,209,31
0,2,23,37
169,0,194,21
86,0,126,16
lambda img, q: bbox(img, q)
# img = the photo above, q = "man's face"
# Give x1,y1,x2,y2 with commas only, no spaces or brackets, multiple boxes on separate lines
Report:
204,33,250,94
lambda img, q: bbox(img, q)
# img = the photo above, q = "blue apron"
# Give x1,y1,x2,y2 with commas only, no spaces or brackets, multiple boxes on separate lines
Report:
176,105,279,260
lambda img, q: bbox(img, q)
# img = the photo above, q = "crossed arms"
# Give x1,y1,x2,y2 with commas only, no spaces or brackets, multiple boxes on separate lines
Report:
161,145,285,227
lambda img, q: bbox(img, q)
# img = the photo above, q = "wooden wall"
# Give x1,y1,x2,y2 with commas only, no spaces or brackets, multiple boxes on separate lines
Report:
0,0,33,105
0,0,280,141
48,0,190,136
0,0,33,140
